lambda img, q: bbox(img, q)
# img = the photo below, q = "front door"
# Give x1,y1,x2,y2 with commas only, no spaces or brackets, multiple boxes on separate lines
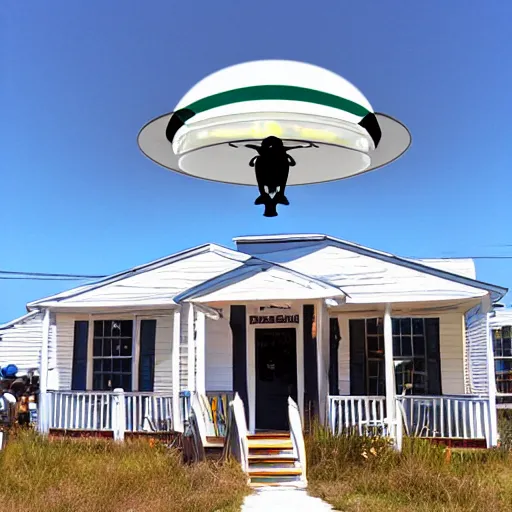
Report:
255,328,297,431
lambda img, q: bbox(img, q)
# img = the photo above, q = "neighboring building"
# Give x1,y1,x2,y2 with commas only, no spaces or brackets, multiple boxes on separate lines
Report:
0,311,44,375
489,308,512,407
1,234,508,449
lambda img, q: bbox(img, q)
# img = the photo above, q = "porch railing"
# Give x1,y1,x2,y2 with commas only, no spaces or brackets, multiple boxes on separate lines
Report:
328,396,387,436
328,395,494,448
396,395,492,444
46,390,177,439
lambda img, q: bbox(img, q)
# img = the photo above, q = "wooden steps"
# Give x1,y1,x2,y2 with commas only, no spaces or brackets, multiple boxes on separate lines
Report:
246,431,305,488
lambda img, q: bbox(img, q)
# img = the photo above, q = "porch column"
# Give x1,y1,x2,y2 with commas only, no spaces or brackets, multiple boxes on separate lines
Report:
195,311,206,396
172,308,183,431
38,308,50,434
316,301,330,426
482,295,498,447
187,304,196,392
303,305,319,428
383,303,397,444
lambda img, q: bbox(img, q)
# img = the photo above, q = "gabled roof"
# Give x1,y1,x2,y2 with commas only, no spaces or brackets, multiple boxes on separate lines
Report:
28,243,250,309
174,257,346,303
0,311,40,330
233,233,507,303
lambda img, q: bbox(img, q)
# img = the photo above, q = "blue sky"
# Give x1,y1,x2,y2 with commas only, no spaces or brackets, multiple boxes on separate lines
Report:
1,1,511,322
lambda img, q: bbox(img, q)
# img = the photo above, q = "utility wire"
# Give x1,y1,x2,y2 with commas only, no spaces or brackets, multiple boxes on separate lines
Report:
0,270,106,278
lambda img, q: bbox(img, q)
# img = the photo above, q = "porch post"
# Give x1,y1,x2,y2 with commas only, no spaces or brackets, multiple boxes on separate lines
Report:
303,305,319,429
38,308,50,434
172,308,183,432
187,304,196,392
195,311,206,396
383,303,397,446
482,295,498,447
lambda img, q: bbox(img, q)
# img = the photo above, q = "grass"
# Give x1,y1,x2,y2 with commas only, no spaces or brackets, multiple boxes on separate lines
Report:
0,429,249,512
306,425,512,512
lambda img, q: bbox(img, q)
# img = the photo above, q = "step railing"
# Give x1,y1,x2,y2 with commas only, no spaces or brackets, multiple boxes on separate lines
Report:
288,397,307,486
396,395,493,446
328,396,388,436
222,394,249,473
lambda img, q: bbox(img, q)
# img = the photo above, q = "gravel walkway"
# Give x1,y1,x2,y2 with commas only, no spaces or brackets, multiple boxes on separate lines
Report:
241,487,334,511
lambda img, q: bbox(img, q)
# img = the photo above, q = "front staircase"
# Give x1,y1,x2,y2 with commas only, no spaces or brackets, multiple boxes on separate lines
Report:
247,432,306,488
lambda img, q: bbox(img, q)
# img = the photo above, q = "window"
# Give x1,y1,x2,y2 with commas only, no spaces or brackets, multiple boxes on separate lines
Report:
493,326,512,394
393,318,428,395
92,320,133,391
349,317,441,396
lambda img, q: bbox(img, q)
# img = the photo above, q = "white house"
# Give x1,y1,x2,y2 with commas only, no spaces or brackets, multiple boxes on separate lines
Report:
1,234,508,454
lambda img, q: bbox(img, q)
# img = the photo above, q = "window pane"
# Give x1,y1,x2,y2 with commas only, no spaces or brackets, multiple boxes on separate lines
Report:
103,321,113,336
412,318,424,335
103,359,112,372
111,374,122,390
366,318,378,335
121,320,133,337
94,321,103,337
495,359,512,394
367,336,381,357
113,359,122,372
103,339,112,357
413,337,425,356
112,341,121,357
120,340,132,356
504,338,512,357
401,336,412,356
503,326,512,339
392,318,400,335
121,359,132,373
93,359,102,372
93,338,102,357
93,373,103,391
393,335,401,355
121,374,132,392
400,318,411,335
111,321,122,336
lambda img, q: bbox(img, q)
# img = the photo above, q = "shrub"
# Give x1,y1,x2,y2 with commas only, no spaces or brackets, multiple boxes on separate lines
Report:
0,429,248,512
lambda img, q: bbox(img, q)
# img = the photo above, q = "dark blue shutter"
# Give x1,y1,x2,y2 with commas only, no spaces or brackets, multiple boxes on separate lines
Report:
230,306,249,424
71,321,89,391
329,317,341,395
425,318,442,395
349,319,367,395
303,305,319,420
139,320,157,392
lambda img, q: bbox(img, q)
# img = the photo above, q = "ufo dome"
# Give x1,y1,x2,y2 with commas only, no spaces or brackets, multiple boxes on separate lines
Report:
138,59,411,186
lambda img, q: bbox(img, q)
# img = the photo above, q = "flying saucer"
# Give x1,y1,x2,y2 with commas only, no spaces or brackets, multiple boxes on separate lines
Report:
138,59,411,216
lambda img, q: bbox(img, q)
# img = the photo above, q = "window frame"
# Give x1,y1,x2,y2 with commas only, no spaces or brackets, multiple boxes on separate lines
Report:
492,326,512,396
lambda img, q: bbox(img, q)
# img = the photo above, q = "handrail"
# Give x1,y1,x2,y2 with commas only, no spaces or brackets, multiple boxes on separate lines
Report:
222,393,249,474
288,397,307,486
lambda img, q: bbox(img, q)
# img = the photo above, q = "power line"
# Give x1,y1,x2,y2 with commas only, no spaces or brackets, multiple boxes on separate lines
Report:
0,270,106,279
0,276,92,281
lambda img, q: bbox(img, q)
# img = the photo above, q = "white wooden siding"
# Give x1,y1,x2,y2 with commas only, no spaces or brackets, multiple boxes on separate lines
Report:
205,314,233,391
0,312,43,374
465,306,489,394
179,304,189,391
336,312,466,396
152,314,173,393
54,314,76,390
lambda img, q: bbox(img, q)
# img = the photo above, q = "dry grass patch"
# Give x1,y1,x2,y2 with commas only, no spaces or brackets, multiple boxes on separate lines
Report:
306,426,512,512
0,430,249,512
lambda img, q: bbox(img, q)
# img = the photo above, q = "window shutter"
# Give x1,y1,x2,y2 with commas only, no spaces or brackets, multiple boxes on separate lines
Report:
139,320,157,392
329,317,340,395
71,321,89,391
349,319,367,395
303,304,319,421
230,305,249,424
425,318,442,395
